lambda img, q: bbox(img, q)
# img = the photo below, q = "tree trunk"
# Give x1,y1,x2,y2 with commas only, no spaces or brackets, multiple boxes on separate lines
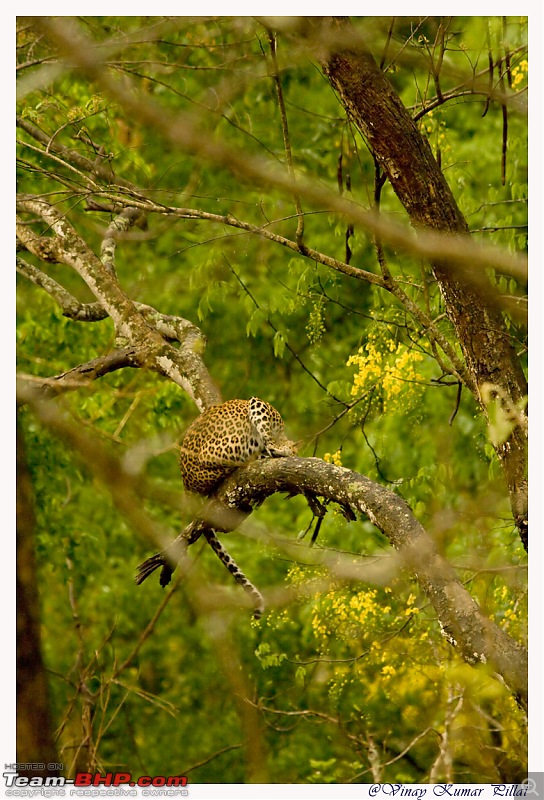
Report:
17,422,60,777
318,17,528,546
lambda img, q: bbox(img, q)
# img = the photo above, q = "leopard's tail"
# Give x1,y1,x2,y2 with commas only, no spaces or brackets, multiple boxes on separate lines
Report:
203,530,265,619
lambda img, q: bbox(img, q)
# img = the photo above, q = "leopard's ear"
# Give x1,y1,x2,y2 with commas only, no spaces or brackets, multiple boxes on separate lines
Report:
249,396,269,419
249,396,276,412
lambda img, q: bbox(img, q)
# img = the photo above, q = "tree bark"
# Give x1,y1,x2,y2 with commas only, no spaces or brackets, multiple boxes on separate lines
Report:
215,456,528,710
318,17,528,546
16,196,222,414
16,423,60,777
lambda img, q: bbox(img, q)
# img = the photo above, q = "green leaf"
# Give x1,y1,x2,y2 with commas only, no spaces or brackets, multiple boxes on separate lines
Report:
246,308,266,337
273,329,286,359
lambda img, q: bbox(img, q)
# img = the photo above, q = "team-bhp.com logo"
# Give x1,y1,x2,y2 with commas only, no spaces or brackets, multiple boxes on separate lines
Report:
3,769,188,791
74,773,188,788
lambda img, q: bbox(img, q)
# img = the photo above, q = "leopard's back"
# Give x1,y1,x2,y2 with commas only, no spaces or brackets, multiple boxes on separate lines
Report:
179,397,296,495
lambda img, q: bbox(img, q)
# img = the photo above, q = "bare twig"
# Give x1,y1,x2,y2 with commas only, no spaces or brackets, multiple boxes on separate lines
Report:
266,29,305,247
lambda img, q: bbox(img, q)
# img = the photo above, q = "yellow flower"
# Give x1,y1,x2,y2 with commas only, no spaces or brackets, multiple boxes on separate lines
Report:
323,450,342,466
347,339,425,411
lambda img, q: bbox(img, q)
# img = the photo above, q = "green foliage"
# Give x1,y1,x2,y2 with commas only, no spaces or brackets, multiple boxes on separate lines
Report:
16,16,527,785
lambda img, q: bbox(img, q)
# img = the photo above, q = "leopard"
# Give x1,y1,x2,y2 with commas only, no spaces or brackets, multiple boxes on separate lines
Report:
179,396,298,496
136,397,298,618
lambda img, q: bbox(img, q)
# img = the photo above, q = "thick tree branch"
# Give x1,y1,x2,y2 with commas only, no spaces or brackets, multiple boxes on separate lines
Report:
16,196,149,344
16,195,221,411
17,254,207,350
17,382,528,710
215,457,528,709
101,207,147,277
